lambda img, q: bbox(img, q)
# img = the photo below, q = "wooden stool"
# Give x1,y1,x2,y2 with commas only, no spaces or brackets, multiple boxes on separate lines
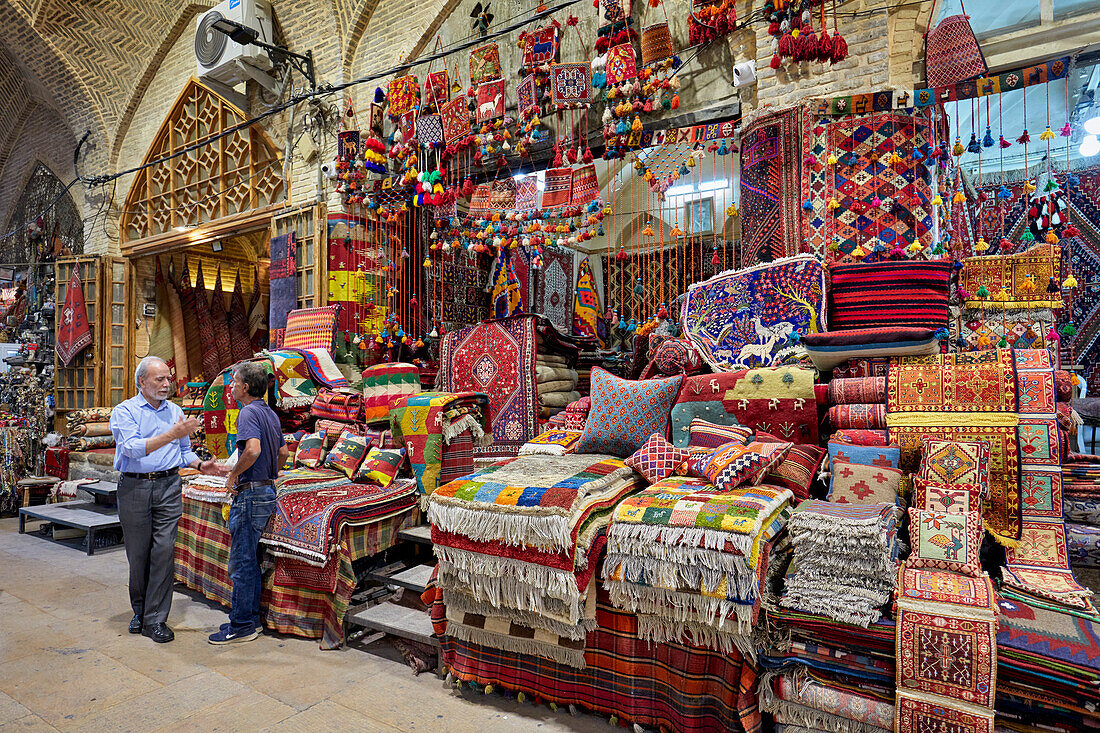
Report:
18,476,60,508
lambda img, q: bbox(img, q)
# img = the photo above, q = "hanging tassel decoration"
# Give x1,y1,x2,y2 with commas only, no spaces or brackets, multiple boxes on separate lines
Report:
982,126,995,147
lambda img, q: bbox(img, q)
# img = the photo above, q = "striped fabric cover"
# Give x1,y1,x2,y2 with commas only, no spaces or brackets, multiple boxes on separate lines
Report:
282,304,340,351
361,363,422,422
829,260,952,330
688,418,754,449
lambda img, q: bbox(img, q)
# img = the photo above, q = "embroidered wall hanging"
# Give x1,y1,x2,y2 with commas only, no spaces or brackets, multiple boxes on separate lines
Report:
440,97,471,144
469,43,502,85
550,63,592,107
571,164,599,206
521,26,559,67
387,75,419,117
515,178,539,211
476,78,507,123
517,74,538,112
541,168,574,208
740,106,804,264
416,114,444,146
606,43,638,84
424,70,450,106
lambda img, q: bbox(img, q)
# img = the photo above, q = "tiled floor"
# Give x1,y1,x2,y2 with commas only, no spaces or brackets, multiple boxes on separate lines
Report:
0,518,609,732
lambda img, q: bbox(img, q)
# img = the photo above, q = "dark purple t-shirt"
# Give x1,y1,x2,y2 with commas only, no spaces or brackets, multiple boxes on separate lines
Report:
234,399,282,483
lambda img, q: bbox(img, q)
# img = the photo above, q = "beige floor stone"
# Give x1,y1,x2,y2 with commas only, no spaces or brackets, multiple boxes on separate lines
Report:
0,517,611,732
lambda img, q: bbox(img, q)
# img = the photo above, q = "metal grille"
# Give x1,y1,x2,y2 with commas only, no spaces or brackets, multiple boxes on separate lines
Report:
1,163,82,264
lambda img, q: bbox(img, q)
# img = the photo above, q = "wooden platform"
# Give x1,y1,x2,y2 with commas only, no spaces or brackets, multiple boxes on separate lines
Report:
368,564,433,595
18,500,122,555
347,602,438,648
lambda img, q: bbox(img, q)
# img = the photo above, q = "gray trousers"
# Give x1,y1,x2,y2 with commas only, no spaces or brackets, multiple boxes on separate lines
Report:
117,473,183,626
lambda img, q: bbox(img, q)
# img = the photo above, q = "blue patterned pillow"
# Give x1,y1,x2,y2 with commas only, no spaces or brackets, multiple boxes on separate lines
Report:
575,368,683,457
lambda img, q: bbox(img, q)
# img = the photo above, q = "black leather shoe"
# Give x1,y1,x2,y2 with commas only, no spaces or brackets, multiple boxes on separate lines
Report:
142,622,174,643
128,614,142,634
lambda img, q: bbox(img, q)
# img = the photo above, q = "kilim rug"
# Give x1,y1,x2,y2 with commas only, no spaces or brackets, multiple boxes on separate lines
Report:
290,348,349,389
800,109,933,260
148,260,177,379
534,247,574,336
959,243,1064,311
173,258,206,384
428,252,490,327
440,587,762,733
268,349,319,408
439,315,538,457
681,255,826,371
228,269,253,363
572,257,601,343
389,391,491,498
895,565,999,732
951,307,1055,353
886,350,1017,414
192,265,221,382
269,231,297,348
1003,350,1098,615
201,367,238,459
327,213,386,335
261,477,418,564
739,106,803,265
759,670,896,733
282,304,339,352
670,367,820,447
208,267,232,371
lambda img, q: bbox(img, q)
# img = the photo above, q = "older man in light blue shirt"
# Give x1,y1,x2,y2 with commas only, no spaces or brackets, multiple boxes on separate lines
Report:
110,355,217,643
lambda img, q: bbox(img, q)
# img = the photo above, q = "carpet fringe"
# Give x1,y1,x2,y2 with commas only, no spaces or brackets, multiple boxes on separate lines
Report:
442,588,595,639
759,670,894,733
607,522,756,559
605,553,757,601
446,620,587,669
635,614,757,659
426,501,574,552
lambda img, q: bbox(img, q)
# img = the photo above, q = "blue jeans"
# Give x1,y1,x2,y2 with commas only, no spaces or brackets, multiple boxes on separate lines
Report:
227,485,277,634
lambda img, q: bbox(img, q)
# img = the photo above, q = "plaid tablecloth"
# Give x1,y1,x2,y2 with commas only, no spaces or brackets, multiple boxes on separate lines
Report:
174,495,417,649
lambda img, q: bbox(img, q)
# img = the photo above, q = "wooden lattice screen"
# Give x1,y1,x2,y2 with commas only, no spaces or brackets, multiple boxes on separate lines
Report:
119,78,285,244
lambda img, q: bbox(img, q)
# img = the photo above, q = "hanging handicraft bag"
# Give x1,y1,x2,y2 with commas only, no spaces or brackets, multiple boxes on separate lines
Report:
312,389,364,422
924,0,986,88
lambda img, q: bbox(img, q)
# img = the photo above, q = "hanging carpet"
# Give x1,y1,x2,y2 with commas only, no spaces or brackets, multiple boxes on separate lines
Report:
739,106,804,265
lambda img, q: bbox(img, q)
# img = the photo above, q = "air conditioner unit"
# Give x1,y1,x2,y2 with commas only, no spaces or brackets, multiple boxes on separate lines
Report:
195,0,274,86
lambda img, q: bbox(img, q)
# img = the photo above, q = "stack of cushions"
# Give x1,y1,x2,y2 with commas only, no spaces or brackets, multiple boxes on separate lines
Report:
67,407,115,450
360,362,421,423
781,500,902,627
536,358,580,419
825,441,903,506
823,376,887,430
293,427,407,487
802,328,940,372
316,419,363,448
575,368,682,457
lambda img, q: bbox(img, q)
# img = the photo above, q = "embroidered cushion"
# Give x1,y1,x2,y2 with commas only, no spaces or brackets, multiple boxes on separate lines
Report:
688,419,754,450
323,431,371,478
575,368,683,457
801,327,940,371
831,429,890,446
282,304,340,351
562,397,591,431
295,429,328,468
692,441,791,490
625,433,691,484
361,362,422,423
650,338,704,376
283,431,306,470
316,419,362,448
829,260,953,331
913,476,983,514
827,441,901,495
827,461,903,505
918,437,990,490
353,447,407,487
907,508,983,576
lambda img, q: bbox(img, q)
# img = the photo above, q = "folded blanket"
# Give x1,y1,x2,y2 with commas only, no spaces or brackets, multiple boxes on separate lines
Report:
519,429,582,456
605,477,793,656
536,354,570,367
182,474,231,504
69,422,112,437
537,379,576,395
760,670,895,733
539,390,581,408
429,454,642,552
1068,522,1100,568
536,366,579,384
390,391,491,499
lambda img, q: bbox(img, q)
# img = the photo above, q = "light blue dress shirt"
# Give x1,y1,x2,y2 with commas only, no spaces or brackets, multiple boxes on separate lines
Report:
109,393,200,473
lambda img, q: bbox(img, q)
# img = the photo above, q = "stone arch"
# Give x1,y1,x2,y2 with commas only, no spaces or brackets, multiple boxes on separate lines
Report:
1,161,82,264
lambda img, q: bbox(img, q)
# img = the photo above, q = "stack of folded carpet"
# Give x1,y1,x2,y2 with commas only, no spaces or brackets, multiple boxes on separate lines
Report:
67,407,114,450
181,472,231,504
1064,454,1100,580
824,376,886,430
535,355,579,419
781,501,901,627
427,454,643,668
604,476,793,656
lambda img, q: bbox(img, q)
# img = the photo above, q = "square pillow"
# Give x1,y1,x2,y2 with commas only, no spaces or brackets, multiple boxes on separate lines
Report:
827,461,903,505
918,437,990,491
625,433,691,484
575,368,683,457
282,304,340,351
913,476,983,514
353,447,407,487
323,431,371,478
361,362,422,422
295,429,328,468
763,444,826,499
827,441,900,495
283,431,306,470
688,419,754,450
907,508,983,576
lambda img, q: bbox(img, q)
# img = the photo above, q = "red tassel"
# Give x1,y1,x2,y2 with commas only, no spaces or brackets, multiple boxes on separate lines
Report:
710,252,721,267
670,94,680,110
830,32,848,63
798,29,817,61
583,147,594,163
768,20,780,35
1063,222,1081,238
1017,130,1031,144
461,177,474,199
643,98,654,113
790,14,801,30
552,145,563,167
595,36,610,54
566,146,578,163
817,29,832,61
778,33,795,58
770,53,782,69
